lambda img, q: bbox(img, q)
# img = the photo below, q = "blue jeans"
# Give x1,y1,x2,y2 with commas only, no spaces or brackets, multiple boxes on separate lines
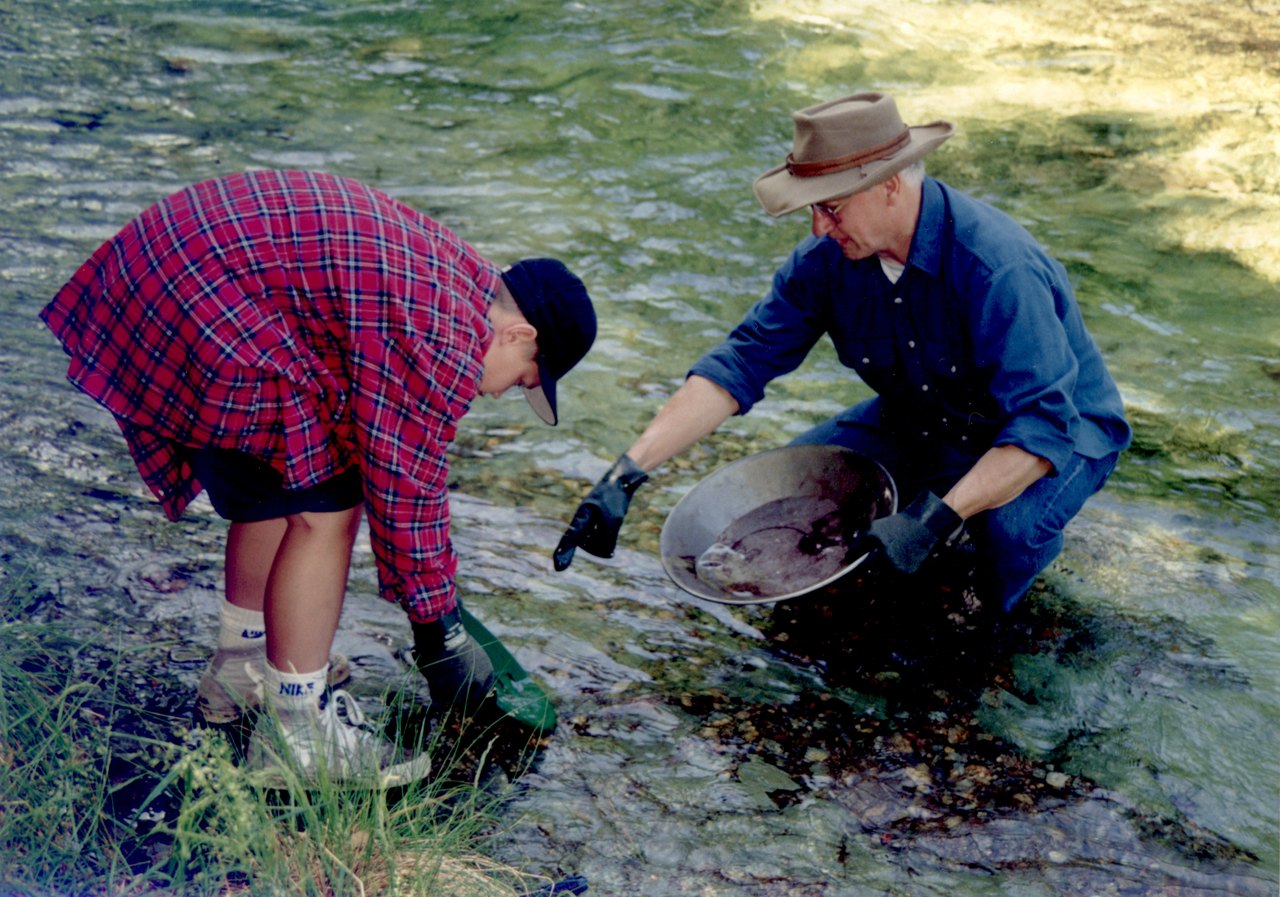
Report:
791,398,1119,610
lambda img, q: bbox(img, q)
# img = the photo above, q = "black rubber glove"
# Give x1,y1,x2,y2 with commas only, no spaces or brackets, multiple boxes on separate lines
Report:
866,491,963,576
553,453,649,571
412,603,494,714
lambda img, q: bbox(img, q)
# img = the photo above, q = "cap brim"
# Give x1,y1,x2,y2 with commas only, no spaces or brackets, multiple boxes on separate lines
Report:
523,387,555,425
753,121,954,217
524,356,557,425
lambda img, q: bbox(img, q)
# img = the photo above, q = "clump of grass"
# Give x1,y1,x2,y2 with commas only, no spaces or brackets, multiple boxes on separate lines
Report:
152,729,540,896
0,554,125,876
0,578,546,897
0,615,124,894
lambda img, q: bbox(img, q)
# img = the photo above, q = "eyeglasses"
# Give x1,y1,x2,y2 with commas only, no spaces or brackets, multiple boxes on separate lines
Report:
811,194,854,222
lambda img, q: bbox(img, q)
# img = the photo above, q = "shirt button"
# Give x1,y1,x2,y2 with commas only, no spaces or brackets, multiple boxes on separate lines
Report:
894,297,903,304
862,357,870,364
921,384,929,391
908,340,916,348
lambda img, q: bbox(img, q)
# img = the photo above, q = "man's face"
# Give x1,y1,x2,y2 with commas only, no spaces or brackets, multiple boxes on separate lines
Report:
478,325,540,398
810,182,893,261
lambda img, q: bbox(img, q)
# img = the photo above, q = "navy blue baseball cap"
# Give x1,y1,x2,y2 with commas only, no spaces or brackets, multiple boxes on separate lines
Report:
501,258,597,425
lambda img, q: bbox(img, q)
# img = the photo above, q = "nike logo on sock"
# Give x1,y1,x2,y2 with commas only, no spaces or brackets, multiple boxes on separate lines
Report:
277,682,316,697
241,629,266,639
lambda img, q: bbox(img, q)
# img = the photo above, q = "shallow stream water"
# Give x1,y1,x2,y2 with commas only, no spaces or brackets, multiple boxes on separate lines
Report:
2,1,1278,894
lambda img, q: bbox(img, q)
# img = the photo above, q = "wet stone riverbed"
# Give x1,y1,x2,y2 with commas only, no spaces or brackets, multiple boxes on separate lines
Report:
9,427,1274,895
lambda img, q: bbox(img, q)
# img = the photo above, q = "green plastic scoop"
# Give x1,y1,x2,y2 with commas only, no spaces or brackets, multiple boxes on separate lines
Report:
459,604,558,736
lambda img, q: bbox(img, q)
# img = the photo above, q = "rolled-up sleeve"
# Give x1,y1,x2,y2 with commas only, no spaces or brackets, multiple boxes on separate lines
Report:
689,242,829,415
970,261,1081,474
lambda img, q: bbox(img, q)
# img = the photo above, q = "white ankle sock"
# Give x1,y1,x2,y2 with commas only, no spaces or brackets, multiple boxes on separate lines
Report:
218,602,266,650
264,661,329,715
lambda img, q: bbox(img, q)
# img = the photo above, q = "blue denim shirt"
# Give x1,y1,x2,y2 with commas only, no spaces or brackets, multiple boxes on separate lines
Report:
689,177,1131,474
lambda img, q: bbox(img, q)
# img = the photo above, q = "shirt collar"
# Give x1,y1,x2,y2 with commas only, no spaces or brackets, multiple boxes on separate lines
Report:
905,176,945,278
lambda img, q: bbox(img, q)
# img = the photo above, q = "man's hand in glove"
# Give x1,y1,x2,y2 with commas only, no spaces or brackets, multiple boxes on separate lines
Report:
866,491,963,576
412,603,494,715
553,453,648,571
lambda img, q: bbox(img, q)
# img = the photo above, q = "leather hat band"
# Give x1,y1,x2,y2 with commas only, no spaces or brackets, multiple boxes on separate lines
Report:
784,128,910,178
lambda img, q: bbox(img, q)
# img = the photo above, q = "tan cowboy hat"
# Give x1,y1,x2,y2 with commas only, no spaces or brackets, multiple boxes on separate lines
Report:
753,92,954,217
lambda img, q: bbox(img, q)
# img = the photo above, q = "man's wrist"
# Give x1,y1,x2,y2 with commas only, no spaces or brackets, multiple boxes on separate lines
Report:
605,453,648,492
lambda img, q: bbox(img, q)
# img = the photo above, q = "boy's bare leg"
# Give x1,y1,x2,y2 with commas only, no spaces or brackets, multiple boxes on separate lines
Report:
198,510,360,724
225,518,287,612
264,506,363,674
197,518,288,723
248,504,433,787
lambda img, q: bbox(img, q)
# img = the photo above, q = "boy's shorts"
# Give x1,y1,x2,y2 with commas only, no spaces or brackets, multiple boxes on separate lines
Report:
187,447,363,523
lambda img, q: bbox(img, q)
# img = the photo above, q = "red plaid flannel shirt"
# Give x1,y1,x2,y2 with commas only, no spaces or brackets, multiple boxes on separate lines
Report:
41,170,499,623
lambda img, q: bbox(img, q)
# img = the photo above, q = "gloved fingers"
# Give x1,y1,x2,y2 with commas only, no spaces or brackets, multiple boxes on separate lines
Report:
578,521,620,559
561,515,619,561
553,503,597,570
842,529,875,563
866,515,934,575
865,514,899,547
552,533,578,571
859,543,892,578
553,511,621,569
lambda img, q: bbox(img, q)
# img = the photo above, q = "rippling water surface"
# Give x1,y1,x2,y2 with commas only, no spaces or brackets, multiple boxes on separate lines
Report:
1,1,1277,894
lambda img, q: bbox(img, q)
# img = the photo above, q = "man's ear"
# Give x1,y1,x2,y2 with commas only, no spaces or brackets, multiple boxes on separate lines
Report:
499,321,538,345
881,173,901,202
